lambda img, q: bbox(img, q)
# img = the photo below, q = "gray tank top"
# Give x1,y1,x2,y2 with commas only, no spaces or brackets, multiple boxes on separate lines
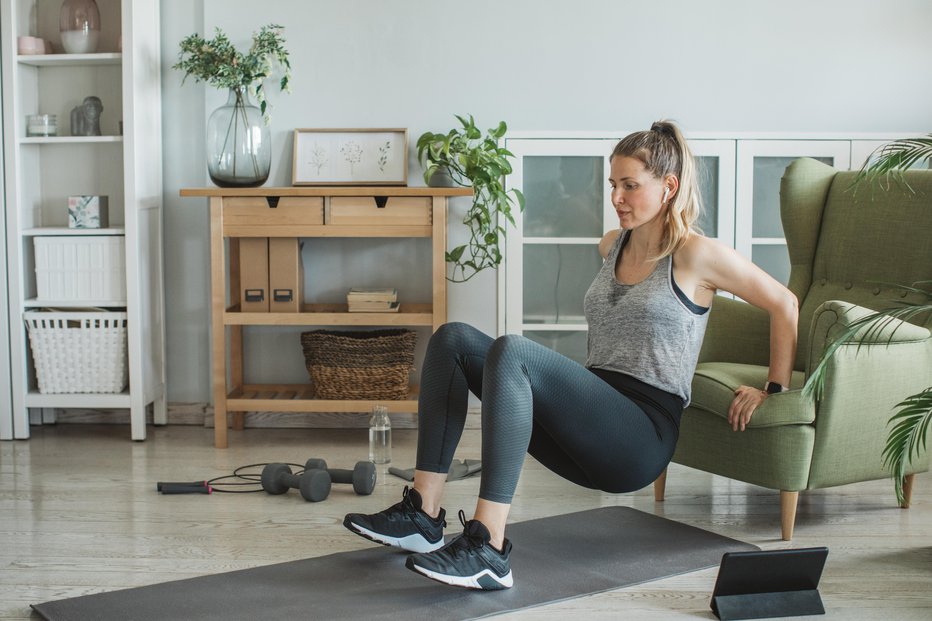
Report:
583,230,710,405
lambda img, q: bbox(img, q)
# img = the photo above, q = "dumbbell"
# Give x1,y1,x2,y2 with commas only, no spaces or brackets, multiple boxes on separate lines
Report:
261,459,376,502
309,459,377,497
261,459,332,502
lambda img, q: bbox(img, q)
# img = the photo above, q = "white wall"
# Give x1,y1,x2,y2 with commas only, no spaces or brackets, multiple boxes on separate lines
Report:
160,0,932,402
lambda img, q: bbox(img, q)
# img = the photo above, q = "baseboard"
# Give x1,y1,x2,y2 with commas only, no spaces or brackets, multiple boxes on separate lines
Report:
30,403,482,430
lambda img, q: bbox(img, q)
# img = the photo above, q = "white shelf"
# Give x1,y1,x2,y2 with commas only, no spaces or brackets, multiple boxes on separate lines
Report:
23,227,125,236
20,136,123,145
17,52,122,66
26,390,131,409
2,0,166,440
24,299,127,308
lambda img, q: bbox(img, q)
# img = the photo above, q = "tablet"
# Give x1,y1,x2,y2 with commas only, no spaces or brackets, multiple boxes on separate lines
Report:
711,547,828,620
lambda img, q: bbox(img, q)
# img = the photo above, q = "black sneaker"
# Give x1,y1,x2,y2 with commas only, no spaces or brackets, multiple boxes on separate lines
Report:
405,510,513,590
343,486,446,553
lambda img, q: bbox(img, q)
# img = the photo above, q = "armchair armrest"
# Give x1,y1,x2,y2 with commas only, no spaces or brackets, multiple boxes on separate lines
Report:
805,299,932,488
698,295,771,366
806,299,932,376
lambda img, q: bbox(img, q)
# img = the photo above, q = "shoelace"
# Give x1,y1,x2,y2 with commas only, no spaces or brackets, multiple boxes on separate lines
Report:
448,509,486,558
392,486,447,527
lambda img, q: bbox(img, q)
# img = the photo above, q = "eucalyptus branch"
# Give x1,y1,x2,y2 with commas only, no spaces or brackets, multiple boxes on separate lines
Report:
173,24,291,125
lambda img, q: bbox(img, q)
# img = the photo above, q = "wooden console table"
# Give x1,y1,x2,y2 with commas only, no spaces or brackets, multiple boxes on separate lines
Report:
180,186,472,448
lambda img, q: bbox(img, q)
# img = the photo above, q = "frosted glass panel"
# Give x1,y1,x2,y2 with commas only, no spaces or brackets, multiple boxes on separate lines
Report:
752,244,790,285
523,244,602,324
524,330,588,365
522,156,603,238
695,155,719,237
752,156,832,237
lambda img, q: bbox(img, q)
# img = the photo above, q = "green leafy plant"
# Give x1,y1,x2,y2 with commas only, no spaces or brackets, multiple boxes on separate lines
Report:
852,134,932,191
417,114,525,283
806,139,932,506
173,24,291,124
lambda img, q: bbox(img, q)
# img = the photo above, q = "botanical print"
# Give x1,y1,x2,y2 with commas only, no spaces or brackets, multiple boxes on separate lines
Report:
309,143,328,174
377,140,392,172
294,130,405,184
340,141,363,174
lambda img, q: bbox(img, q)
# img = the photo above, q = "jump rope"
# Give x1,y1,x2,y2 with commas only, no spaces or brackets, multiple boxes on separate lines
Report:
156,462,308,495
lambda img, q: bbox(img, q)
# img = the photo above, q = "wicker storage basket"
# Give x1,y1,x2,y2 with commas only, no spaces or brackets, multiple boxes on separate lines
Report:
301,329,416,400
24,311,128,394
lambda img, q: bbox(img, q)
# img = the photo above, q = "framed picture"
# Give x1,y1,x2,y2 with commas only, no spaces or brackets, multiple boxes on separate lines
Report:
292,128,408,186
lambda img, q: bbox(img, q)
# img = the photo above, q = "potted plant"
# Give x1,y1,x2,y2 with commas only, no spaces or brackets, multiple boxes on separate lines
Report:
173,24,291,187
417,114,525,283
806,134,932,505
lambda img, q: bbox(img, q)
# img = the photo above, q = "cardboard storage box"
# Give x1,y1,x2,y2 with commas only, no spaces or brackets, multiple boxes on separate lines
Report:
239,237,269,312
269,238,304,312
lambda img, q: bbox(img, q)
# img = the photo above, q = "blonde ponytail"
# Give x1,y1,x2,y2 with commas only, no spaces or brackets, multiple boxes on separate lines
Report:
611,120,703,259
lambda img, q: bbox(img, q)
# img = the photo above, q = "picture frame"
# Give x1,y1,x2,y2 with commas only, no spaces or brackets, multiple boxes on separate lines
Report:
292,128,408,186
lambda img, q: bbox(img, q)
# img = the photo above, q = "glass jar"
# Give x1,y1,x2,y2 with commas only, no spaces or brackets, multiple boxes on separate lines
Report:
60,0,100,54
206,87,271,187
26,114,58,137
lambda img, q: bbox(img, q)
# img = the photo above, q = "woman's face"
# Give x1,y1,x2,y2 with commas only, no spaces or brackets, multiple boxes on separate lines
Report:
608,156,668,230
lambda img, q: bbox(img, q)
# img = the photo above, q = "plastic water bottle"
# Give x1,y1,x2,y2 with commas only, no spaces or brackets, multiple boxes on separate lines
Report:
369,405,392,465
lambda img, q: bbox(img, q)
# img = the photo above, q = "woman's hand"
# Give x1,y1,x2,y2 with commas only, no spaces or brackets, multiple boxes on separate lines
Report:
728,385,767,432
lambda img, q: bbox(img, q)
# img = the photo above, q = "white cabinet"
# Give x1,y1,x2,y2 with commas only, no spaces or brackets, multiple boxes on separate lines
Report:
502,133,917,346
1,0,165,440
735,140,850,284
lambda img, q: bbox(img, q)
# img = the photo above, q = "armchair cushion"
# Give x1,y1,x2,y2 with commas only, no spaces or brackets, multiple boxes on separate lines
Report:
691,362,810,427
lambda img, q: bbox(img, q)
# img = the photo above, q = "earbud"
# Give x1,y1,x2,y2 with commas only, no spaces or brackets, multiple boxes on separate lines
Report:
662,188,670,203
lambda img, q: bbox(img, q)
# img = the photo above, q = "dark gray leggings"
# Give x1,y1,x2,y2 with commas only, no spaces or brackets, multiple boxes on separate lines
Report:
415,322,681,504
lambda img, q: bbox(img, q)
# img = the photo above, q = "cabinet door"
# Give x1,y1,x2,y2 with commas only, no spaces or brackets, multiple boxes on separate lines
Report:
503,139,614,364
736,141,851,285
690,140,737,248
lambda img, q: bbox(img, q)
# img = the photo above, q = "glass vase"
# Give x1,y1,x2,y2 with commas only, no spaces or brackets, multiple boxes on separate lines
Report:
206,87,271,188
60,0,100,54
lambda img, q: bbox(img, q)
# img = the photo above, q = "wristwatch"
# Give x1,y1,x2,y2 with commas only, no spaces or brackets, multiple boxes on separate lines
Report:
764,381,787,394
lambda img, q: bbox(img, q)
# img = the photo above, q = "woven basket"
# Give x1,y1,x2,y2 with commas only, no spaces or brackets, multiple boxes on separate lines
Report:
24,311,128,394
301,329,416,400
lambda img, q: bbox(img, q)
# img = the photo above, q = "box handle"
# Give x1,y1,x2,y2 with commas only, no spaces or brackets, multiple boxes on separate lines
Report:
273,289,294,302
245,288,265,302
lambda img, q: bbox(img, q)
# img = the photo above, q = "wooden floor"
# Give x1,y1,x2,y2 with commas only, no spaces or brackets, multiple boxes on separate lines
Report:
1,423,930,620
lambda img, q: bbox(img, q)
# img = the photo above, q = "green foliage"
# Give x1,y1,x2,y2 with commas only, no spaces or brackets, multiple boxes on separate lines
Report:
173,24,291,124
851,134,932,194
883,387,932,505
417,114,525,283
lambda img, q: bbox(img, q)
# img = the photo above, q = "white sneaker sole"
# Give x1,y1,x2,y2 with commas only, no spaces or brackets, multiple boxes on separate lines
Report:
350,523,444,553
408,562,514,590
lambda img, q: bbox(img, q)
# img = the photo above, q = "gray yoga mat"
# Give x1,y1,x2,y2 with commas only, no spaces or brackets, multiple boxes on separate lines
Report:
33,506,758,621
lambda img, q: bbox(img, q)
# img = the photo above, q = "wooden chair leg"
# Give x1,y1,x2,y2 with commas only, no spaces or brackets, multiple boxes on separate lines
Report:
233,411,245,431
900,474,915,509
780,490,799,541
654,468,667,502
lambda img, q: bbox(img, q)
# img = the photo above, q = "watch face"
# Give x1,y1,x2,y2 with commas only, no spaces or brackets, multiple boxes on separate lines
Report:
766,382,784,394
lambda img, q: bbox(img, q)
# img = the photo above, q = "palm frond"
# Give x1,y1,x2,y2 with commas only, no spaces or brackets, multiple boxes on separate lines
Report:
882,387,932,506
851,134,932,193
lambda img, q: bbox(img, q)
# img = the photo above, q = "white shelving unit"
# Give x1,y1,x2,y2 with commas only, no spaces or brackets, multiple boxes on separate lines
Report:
1,0,166,440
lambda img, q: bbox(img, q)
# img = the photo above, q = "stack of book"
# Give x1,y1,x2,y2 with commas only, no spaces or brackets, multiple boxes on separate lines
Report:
347,287,400,312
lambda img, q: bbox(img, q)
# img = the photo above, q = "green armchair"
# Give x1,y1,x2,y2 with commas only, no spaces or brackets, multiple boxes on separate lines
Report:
656,157,932,540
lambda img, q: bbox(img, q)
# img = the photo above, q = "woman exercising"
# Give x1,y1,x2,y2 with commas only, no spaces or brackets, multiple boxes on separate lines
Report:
344,120,799,590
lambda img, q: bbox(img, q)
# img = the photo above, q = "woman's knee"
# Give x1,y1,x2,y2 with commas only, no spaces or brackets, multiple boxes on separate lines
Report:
429,322,474,351
488,333,531,363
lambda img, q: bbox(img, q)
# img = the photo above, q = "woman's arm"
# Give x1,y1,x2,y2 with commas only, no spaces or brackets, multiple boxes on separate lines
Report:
685,236,799,431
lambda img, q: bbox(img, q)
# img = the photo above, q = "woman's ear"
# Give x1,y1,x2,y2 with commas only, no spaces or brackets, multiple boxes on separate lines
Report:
663,175,680,202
